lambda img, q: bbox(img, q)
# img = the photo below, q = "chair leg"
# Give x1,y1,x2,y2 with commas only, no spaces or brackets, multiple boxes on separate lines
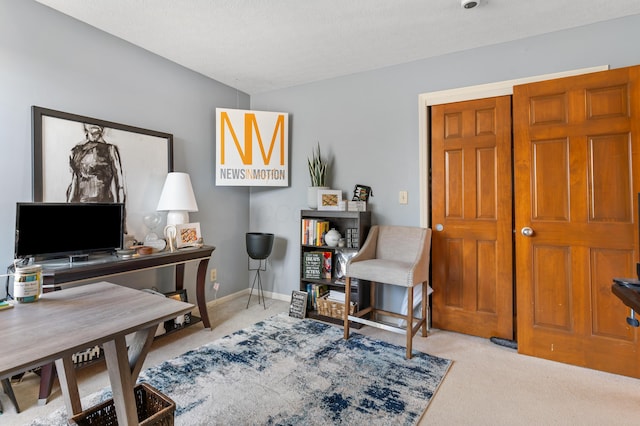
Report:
406,286,414,359
421,281,428,337
344,277,351,339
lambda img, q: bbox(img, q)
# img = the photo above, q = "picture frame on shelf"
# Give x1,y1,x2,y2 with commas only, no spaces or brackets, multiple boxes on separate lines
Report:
352,184,373,202
164,289,191,330
317,189,342,211
31,106,173,241
175,222,202,248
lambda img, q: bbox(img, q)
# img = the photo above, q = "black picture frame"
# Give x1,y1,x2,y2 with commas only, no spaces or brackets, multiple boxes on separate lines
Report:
31,106,174,241
164,289,191,330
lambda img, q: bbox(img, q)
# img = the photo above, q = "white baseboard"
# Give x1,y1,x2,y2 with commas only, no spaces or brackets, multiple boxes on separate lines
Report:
205,288,291,308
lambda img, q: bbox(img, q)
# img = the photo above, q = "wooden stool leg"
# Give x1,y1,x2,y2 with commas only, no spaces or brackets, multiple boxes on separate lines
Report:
370,280,376,319
406,286,414,359
344,277,351,339
422,281,428,337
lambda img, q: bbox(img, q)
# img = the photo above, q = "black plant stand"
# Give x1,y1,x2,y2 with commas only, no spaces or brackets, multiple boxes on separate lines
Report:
246,233,274,309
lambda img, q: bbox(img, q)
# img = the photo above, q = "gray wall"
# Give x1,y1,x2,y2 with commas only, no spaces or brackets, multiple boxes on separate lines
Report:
3,0,640,312
0,0,250,301
250,14,640,309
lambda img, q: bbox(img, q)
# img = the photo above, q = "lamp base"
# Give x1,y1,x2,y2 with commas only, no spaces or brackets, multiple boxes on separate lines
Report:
166,211,190,226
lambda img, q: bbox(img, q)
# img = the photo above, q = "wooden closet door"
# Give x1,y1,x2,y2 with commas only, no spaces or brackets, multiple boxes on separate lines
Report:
513,65,640,377
431,96,513,339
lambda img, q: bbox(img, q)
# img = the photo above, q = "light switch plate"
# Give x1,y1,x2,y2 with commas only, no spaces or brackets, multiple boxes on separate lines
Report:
399,191,408,204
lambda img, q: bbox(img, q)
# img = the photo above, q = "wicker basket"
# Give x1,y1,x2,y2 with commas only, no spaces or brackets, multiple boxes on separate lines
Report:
317,295,356,319
69,383,175,426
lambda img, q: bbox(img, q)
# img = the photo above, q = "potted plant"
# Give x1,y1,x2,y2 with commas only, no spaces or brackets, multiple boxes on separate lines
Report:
307,142,329,209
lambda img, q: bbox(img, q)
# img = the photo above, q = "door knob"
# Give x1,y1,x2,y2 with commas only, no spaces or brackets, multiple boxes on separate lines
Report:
435,224,444,232
521,227,534,237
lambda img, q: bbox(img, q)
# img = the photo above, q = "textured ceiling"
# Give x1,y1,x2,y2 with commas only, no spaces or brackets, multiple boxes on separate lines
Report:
35,0,640,94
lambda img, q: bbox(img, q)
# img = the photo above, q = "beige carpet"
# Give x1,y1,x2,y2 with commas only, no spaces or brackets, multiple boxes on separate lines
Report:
2,295,639,425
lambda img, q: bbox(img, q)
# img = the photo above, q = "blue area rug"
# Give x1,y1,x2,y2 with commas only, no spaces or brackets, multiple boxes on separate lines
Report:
28,313,451,425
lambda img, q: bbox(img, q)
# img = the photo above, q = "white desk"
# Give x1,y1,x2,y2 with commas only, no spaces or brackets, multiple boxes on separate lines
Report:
0,281,193,425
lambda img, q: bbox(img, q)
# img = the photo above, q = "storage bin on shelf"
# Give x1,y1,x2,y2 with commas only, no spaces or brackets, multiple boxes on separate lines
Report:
317,295,356,319
69,383,175,426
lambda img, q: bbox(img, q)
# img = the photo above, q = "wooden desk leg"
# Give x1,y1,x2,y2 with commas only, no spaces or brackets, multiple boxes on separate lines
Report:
128,326,156,381
54,356,82,417
103,335,140,426
38,362,56,405
196,257,211,329
2,378,20,413
175,263,185,291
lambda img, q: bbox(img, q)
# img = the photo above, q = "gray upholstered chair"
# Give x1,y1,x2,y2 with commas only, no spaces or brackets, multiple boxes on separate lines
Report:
343,225,432,359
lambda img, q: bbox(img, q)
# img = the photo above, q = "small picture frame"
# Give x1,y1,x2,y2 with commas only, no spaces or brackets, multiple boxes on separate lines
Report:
175,222,202,248
163,289,191,331
317,189,342,211
289,290,307,319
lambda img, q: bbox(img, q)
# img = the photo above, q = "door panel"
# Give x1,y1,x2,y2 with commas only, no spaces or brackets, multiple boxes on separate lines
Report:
514,65,640,377
431,96,513,339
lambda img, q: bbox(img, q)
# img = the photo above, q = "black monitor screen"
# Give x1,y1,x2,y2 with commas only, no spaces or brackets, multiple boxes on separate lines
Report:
15,202,124,260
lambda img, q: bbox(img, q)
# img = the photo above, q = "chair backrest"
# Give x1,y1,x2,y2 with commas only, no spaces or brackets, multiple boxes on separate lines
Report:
375,225,430,263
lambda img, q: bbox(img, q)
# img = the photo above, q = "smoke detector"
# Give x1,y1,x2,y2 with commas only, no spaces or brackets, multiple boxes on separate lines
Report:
462,0,480,9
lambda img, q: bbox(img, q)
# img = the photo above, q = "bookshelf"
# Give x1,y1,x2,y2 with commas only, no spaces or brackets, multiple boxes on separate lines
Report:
300,210,371,327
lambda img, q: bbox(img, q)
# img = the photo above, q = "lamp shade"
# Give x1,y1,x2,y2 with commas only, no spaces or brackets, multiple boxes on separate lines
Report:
156,172,199,225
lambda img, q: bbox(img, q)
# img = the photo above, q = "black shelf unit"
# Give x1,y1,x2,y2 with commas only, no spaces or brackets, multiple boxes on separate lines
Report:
300,210,371,327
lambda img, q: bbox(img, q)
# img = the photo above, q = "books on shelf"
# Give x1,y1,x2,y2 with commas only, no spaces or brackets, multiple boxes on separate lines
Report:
301,219,330,245
305,283,329,310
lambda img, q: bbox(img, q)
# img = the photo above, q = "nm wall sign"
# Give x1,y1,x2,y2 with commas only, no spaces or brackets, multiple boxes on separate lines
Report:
216,108,289,186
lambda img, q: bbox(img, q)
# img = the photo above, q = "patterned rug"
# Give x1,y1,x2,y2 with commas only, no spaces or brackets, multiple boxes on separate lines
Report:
28,314,451,425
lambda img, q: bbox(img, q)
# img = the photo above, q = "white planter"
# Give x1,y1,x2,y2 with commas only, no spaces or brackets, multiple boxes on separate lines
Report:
307,186,329,209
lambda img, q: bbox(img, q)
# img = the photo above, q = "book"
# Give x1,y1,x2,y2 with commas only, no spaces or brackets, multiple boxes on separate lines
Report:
303,252,323,279
304,283,329,310
321,251,332,279
0,300,14,311
313,284,329,309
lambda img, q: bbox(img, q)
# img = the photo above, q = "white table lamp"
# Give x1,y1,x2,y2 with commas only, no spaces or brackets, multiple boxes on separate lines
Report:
157,172,199,226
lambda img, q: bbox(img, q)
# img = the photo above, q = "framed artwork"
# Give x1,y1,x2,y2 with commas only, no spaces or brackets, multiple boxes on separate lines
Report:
175,222,202,248
352,184,373,202
317,189,342,211
32,106,173,241
163,289,191,329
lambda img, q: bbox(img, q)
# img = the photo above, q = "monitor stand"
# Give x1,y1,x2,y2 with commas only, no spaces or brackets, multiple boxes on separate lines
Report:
69,254,89,263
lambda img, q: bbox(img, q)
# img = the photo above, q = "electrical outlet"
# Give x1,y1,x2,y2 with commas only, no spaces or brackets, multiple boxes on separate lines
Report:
213,282,220,291
210,268,217,282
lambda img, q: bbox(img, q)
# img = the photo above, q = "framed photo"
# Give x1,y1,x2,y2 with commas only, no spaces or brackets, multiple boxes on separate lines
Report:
175,222,202,248
32,106,173,241
163,289,191,330
317,189,342,211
